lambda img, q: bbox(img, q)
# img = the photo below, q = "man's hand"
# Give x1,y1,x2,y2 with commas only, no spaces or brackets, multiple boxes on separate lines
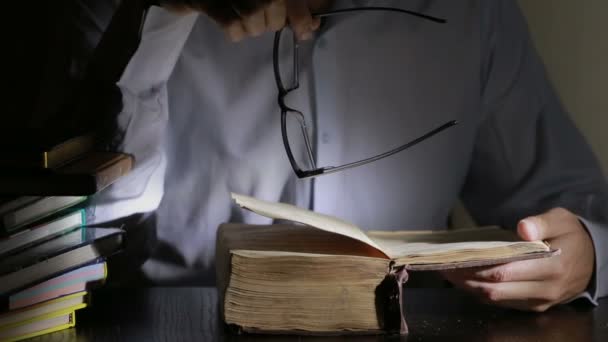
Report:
441,208,595,312
160,0,321,42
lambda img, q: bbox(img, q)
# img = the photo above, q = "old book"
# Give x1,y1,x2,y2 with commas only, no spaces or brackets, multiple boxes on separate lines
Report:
0,152,133,196
0,134,96,170
216,193,559,335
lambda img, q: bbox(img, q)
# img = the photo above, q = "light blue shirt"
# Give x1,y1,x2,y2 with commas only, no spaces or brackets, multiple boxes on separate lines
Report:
81,0,607,303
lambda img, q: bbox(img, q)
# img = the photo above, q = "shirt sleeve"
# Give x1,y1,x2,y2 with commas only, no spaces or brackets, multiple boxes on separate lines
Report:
461,0,608,303
86,5,198,223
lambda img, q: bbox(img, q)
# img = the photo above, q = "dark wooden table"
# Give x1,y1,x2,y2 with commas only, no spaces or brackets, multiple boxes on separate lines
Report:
30,287,608,341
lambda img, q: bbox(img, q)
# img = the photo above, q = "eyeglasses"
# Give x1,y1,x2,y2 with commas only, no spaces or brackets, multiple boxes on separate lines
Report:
273,7,457,179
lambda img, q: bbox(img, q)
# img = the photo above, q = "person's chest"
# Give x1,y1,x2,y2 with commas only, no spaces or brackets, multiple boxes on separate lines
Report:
167,0,482,231
310,0,481,230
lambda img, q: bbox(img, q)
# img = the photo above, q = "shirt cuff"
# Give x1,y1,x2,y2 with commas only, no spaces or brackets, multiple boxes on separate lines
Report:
568,216,608,305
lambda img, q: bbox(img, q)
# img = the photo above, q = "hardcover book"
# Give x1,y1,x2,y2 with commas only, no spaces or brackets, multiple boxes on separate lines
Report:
0,309,78,341
4,262,106,311
0,152,133,196
0,197,86,235
0,228,123,296
0,134,95,170
0,209,86,256
216,193,559,335
0,292,87,328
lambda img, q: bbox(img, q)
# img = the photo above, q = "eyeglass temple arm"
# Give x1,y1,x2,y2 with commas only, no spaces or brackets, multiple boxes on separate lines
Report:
312,7,446,23
298,120,458,178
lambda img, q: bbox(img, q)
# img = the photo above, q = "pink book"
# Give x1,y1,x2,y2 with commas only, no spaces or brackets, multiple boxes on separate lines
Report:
6,261,106,310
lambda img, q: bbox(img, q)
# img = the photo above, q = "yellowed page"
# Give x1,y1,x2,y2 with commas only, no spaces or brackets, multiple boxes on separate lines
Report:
231,193,388,257
368,227,549,259
232,249,388,260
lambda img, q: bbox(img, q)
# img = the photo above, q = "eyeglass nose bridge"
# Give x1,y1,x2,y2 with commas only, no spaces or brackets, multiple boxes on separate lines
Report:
278,87,301,111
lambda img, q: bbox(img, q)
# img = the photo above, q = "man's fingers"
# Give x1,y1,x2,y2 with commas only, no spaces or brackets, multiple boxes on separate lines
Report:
231,0,274,17
265,0,287,31
472,259,560,282
286,0,315,40
200,3,241,26
463,280,562,303
225,21,247,42
518,207,578,241
517,217,548,241
241,9,267,36
441,258,560,284
311,16,321,31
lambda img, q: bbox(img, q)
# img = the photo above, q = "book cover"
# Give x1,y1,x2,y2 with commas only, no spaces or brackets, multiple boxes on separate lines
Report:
5,262,106,311
0,309,77,342
0,228,122,296
0,291,87,328
0,152,133,196
0,227,89,275
0,133,95,170
0,209,86,256
0,196,87,235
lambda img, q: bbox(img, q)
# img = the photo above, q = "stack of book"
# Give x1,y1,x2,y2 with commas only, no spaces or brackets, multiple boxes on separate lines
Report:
0,135,132,341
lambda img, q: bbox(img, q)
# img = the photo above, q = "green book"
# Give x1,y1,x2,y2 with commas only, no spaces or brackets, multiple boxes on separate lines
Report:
0,197,87,235
0,209,86,258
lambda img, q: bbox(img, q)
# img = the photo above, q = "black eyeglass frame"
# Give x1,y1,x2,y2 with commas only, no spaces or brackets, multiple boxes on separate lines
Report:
273,7,457,179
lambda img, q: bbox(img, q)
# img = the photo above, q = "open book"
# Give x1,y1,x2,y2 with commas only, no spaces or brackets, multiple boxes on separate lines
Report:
217,193,558,335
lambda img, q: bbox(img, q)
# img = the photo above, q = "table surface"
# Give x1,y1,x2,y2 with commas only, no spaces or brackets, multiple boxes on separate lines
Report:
30,287,608,341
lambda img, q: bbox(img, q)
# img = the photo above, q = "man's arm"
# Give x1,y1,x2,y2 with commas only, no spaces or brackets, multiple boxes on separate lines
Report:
86,0,322,222
83,0,196,223
443,0,608,309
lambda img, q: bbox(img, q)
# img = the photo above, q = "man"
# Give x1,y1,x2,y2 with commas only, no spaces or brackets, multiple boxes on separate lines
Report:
79,0,607,312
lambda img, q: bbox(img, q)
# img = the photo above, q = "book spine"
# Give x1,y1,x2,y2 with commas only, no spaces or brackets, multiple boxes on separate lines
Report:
0,257,107,297
45,134,96,169
5,311,76,341
376,263,409,335
93,155,133,192
0,134,96,170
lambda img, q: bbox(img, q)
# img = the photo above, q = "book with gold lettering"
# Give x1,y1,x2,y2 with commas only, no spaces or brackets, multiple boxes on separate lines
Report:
216,193,559,335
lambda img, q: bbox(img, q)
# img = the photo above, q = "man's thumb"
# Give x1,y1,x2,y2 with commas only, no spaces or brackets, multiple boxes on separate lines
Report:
517,217,545,241
517,208,574,241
